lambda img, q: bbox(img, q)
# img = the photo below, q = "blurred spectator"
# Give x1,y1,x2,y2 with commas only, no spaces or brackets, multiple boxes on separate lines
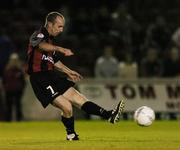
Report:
163,47,180,77
93,5,112,37
118,52,138,79
0,29,15,77
0,78,5,121
2,53,26,121
144,15,171,51
71,8,93,36
110,3,141,51
139,47,163,77
172,27,180,49
95,45,119,78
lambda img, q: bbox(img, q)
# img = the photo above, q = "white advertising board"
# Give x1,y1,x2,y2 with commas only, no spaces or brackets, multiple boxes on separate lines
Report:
78,79,180,112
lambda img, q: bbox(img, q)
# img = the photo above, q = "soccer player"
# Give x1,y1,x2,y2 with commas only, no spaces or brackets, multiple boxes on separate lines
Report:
26,12,125,141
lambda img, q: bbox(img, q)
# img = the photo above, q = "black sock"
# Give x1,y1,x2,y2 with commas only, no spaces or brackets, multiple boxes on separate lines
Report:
61,116,75,134
81,101,112,119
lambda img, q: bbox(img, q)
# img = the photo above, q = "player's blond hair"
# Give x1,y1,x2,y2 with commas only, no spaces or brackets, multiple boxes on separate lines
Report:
44,11,65,27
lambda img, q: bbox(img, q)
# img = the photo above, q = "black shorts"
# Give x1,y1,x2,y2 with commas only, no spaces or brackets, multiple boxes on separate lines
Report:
29,70,75,108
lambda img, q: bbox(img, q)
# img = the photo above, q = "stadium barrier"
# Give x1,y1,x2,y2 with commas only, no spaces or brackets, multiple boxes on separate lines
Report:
78,78,180,113
1,78,179,120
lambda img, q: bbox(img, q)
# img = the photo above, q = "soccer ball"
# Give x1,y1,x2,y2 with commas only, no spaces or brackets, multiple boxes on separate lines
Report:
134,106,155,126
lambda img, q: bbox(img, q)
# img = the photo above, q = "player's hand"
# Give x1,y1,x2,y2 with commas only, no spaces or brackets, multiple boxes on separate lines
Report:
63,48,74,56
67,70,83,82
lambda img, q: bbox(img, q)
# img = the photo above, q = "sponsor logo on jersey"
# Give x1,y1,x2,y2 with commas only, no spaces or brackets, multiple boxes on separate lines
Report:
42,54,54,63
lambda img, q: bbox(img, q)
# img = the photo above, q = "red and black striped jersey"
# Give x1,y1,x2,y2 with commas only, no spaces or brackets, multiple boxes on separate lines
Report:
26,27,60,74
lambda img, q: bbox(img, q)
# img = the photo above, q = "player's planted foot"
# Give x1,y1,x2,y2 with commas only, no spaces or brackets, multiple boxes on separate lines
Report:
108,99,125,124
66,133,79,141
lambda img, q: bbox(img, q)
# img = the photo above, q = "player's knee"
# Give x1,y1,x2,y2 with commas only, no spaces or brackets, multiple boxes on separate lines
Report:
62,104,73,117
73,93,87,106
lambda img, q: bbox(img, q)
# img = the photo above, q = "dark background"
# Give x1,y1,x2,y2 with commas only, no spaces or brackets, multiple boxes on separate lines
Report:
0,0,180,77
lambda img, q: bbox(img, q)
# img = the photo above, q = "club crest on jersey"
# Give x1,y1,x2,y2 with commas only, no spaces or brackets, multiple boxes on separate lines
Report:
42,54,54,63
37,33,44,38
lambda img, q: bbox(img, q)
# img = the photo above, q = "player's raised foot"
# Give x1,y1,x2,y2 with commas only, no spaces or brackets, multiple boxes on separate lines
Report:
108,99,125,124
66,133,79,141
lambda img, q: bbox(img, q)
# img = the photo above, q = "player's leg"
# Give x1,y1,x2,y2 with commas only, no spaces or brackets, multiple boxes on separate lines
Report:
63,87,125,123
52,95,79,140
52,95,73,117
30,73,79,140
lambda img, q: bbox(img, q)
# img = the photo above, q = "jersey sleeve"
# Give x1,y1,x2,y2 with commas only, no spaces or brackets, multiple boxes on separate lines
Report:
29,31,46,47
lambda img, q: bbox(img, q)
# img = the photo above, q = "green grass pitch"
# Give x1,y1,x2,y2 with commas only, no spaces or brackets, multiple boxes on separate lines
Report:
0,120,180,150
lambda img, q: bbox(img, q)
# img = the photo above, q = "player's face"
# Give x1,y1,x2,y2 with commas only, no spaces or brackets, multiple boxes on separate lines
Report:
50,16,65,36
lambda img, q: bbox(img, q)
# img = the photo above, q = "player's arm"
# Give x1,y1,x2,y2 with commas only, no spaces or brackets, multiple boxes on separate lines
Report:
54,61,83,82
30,31,73,56
39,42,73,56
